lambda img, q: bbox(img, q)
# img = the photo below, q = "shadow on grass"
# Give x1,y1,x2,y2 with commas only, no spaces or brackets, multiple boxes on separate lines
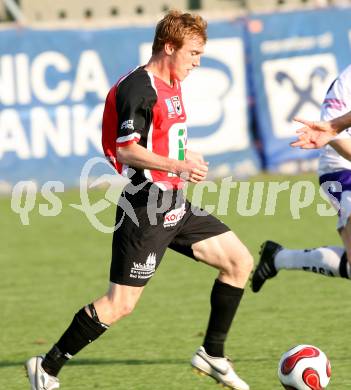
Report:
0,358,188,369
3,355,351,369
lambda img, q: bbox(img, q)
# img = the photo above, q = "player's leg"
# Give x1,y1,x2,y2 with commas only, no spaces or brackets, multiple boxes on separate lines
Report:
44,283,144,373
190,231,252,390
170,205,252,390
338,218,351,277
251,176,351,293
93,282,145,324
251,241,346,293
191,230,252,352
26,283,144,390
26,185,166,389
192,230,253,288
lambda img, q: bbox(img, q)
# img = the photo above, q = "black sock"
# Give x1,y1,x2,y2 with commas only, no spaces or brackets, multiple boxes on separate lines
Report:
339,252,350,278
42,305,108,376
41,345,69,377
203,279,244,358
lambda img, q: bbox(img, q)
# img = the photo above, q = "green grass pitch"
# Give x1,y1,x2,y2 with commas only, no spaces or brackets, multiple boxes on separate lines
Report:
2,173,351,389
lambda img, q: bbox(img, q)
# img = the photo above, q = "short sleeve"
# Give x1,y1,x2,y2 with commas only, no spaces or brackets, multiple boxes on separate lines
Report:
321,65,351,122
116,74,156,147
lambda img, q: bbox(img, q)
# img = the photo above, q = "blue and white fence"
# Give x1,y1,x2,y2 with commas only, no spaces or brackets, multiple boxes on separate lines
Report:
1,6,351,187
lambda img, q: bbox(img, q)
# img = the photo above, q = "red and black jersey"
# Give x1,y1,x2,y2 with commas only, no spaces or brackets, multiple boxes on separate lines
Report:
102,66,188,190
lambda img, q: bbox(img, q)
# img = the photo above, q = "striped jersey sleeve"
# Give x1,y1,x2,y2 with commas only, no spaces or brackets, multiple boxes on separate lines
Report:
116,71,157,147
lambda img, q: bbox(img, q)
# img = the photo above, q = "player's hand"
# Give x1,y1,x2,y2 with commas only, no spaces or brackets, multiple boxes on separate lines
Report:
290,117,338,149
176,159,209,183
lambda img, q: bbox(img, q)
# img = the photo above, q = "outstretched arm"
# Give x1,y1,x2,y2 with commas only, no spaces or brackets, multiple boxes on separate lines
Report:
329,110,351,132
328,138,351,161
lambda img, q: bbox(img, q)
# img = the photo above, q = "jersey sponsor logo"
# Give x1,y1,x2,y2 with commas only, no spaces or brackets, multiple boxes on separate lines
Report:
171,96,182,116
130,252,157,279
163,203,186,227
168,124,187,177
177,128,186,161
165,98,175,117
322,98,346,111
121,119,134,130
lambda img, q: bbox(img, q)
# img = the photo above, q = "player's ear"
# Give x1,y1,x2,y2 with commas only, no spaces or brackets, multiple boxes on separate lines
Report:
164,42,175,55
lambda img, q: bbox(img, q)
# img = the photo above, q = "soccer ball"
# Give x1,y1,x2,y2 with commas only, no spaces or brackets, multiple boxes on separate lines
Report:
278,345,331,389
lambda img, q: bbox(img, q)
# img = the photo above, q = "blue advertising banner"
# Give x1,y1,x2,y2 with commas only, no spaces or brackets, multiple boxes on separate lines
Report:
248,7,351,171
0,25,154,187
0,20,260,189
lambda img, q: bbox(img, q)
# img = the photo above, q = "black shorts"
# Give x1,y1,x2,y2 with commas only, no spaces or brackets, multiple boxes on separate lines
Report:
109,183,230,286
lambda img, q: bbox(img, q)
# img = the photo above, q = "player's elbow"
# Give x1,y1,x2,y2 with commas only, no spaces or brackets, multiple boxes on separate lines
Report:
116,146,133,164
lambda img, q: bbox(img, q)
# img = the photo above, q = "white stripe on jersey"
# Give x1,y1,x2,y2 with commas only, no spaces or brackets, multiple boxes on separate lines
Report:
143,122,154,182
144,71,157,184
116,132,141,143
318,64,351,176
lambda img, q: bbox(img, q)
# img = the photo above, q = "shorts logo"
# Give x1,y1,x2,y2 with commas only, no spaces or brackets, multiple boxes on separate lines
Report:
171,96,182,116
164,203,186,227
130,252,156,280
121,119,134,130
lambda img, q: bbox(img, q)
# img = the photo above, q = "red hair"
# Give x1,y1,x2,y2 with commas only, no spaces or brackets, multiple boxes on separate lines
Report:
152,10,207,55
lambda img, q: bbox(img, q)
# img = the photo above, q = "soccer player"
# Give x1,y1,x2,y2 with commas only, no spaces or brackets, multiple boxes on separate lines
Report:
251,64,351,293
26,11,253,390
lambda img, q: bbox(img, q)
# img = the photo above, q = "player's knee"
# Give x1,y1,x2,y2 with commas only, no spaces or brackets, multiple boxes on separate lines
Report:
240,252,254,275
243,250,254,273
119,302,137,320
118,303,135,319
107,301,136,324
224,247,253,277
